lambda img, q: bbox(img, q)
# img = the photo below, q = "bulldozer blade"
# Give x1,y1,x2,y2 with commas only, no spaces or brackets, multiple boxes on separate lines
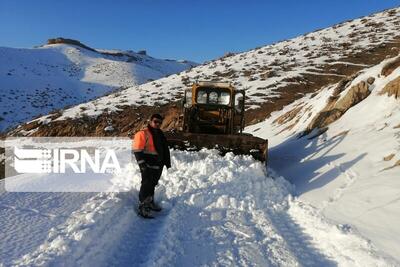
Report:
164,131,268,163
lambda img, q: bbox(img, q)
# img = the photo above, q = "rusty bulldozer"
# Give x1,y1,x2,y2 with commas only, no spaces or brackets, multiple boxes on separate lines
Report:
164,81,268,164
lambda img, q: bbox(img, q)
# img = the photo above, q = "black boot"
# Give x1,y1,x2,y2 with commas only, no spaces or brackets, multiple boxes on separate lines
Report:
138,197,154,219
149,196,162,212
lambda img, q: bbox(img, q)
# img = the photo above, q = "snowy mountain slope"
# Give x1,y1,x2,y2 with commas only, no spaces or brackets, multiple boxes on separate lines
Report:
1,150,396,266
245,54,400,261
0,41,196,131
8,7,400,137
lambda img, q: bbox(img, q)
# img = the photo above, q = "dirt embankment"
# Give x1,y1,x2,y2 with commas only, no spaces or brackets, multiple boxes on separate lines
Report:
17,103,182,138
379,55,400,99
302,56,400,135
381,56,400,77
380,76,400,99
305,78,374,134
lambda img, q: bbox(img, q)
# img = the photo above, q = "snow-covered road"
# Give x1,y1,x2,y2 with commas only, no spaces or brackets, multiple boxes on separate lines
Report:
2,150,397,266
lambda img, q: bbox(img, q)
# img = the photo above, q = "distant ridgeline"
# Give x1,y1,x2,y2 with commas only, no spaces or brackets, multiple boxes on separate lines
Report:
46,37,148,58
47,38,97,52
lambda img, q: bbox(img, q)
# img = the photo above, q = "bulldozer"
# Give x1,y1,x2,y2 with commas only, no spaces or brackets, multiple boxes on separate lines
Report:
164,81,268,164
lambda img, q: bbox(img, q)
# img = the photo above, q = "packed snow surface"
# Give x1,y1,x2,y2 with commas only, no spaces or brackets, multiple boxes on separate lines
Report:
1,150,397,266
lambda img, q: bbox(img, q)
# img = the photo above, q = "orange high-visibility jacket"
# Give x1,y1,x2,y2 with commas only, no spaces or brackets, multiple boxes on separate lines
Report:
132,128,158,155
132,126,171,169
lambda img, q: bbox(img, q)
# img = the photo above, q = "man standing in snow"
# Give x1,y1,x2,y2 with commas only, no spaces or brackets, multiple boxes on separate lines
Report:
132,114,171,218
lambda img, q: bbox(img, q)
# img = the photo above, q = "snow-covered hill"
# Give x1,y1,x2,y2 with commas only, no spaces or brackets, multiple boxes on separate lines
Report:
246,54,400,261
8,7,400,137
0,40,196,131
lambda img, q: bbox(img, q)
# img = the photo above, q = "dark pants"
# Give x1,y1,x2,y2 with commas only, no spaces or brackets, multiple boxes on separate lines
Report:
139,167,163,202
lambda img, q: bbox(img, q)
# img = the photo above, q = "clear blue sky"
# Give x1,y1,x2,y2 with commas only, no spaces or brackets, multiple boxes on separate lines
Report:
0,0,399,63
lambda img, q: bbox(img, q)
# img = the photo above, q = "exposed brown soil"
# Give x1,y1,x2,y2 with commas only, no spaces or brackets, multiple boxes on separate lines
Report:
384,153,396,161
379,76,400,99
305,80,372,133
21,103,181,138
381,56,400,76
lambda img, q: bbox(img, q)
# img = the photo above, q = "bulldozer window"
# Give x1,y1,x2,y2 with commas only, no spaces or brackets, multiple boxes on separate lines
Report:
209,91,218,104
197,91,208,104
219,92,230,105
234,93,244,113
184,88,192,107
196,88,230,105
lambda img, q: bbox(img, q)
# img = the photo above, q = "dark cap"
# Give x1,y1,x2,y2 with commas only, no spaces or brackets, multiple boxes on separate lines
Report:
150,113,163,121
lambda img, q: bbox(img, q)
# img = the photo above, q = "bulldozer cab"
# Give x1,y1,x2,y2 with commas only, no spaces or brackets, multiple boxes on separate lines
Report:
182,82,245,135
166,81,268,163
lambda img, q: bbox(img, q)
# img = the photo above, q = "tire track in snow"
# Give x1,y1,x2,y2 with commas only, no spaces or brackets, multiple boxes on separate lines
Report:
104,197,174,267
249,173,335,266
264,209,335,266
